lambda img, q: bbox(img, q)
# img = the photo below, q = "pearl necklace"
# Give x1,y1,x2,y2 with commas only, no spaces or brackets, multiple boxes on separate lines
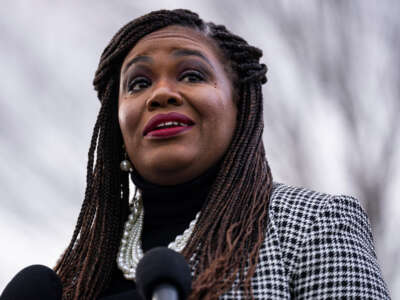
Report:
117,195,200,280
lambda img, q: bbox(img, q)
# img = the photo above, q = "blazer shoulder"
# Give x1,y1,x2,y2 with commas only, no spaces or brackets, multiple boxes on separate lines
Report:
269,182,368,231
268,184,390,298
269,182,335,223
267,183,370,274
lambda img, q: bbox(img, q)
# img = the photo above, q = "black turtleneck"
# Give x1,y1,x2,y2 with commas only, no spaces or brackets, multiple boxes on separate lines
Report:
99,166,218,299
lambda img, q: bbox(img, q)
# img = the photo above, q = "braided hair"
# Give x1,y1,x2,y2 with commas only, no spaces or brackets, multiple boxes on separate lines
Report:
54,9,272,299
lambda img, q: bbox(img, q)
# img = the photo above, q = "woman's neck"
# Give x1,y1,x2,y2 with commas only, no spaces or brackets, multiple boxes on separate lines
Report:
130,165,218,247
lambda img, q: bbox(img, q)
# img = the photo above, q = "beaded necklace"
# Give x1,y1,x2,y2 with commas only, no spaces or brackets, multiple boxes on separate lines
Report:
116,195,199,279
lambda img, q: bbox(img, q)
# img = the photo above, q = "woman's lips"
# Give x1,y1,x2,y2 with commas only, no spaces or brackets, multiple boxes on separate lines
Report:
146,125,193,138
143,112,195,137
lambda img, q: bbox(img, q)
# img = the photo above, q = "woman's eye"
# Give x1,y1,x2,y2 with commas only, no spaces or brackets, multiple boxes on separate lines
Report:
179,70,205,83
127,77,151,93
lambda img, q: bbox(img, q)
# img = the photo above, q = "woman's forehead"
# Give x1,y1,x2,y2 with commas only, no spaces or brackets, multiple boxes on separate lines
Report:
122,26,221,66
138,25,206,45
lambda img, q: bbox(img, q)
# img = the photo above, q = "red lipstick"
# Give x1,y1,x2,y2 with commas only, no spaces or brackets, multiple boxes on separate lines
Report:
143,112,195,138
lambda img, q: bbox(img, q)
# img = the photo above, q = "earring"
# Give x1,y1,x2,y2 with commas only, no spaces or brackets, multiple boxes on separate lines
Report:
120,147,133,172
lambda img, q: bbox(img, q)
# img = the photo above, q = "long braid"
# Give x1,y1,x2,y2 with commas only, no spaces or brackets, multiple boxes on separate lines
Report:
55,9,272,299
55,77,130,299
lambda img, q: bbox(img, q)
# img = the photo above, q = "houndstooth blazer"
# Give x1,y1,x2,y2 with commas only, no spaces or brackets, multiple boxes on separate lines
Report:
220,183,390,299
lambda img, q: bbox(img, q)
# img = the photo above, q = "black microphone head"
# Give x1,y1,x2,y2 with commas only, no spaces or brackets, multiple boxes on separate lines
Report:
136,247,192,300
1,264,62,300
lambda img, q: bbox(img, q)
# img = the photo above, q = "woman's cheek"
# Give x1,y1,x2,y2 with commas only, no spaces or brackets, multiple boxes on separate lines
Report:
118,101,141,137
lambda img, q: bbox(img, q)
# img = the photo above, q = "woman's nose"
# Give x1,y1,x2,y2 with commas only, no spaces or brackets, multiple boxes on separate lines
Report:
146,83,183,111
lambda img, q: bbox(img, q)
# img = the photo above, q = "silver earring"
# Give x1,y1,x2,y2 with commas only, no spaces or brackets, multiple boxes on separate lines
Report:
120,149,133,172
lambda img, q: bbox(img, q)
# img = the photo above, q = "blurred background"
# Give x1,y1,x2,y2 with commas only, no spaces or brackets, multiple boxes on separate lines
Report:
1,0,399,296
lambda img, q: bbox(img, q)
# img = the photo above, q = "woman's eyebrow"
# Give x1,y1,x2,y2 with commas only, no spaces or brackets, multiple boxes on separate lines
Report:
123,55,153,74
172,49,215,70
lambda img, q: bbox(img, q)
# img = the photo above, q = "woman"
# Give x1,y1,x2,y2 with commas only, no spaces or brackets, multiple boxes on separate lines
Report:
54,9,389,299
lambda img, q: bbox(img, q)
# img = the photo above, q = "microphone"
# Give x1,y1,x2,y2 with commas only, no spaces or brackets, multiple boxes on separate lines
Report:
1,265,62,300
136,247,192,300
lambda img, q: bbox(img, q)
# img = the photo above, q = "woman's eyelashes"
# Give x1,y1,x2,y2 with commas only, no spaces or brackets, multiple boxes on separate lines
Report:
178,70,206,83
127,76,151,94
126,68,207,94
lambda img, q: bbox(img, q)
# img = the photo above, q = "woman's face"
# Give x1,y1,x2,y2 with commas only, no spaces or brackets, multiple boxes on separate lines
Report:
118,25,237,185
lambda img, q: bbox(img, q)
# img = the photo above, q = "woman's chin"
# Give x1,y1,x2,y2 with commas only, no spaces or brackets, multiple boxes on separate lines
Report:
137,156,204,185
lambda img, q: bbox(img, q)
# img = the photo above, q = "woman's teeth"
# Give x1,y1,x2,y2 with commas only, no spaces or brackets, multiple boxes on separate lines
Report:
155,121,188,129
